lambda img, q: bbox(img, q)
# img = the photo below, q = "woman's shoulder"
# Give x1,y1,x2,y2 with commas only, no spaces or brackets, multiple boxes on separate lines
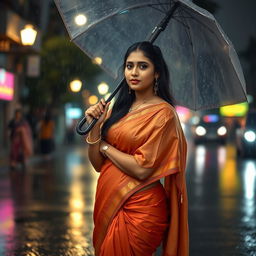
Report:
152,101,176,117
145,101,177,128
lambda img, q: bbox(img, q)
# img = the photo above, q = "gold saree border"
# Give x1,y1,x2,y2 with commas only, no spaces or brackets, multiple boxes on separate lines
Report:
94,157,179,254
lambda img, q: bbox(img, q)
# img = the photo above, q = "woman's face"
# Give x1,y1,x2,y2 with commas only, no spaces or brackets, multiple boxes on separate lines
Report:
124,50,158,93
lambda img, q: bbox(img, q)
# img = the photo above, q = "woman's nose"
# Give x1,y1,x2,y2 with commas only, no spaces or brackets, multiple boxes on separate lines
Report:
131,67,138,76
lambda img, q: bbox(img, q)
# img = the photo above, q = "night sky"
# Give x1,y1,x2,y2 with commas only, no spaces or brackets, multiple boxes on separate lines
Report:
212,0,256,52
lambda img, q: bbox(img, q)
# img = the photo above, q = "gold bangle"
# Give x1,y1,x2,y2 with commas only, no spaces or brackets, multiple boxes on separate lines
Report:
86,135,101,145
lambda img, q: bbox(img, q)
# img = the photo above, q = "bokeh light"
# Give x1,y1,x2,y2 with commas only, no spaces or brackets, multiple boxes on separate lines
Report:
89,95,98,105
74,14,87,26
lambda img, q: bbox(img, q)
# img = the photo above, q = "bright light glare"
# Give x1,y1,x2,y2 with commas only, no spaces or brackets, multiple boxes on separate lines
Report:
20,24,37,45
75,14,87,26
191,116,200,125
196,126,206,136
66,108,82,119
244,130,256,142
70,199,84,210
98,82,109,95
217,126,227,136
244,161,256,200
70,79,82,92
70,212,83,227
181,122,185,131
89,95,98,105
93,57,102,65
220,102,249,117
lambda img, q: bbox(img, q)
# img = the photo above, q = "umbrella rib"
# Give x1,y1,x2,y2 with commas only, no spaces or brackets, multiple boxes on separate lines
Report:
179,6,224,45
172,16,190,29
180,8,197,110
72,2,170,41
150,5,168,14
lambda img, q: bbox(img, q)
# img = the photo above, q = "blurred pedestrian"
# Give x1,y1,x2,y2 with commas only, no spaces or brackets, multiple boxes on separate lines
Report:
85,42,188,255
38,111,55,158
8,108,33,170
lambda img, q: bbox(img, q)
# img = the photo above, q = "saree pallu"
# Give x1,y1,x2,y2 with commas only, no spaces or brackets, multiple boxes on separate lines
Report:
93,102,189,256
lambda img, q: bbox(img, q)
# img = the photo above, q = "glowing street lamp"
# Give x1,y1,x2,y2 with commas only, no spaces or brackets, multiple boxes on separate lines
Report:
20,25,37,46
70,79,82,92
97,82,109,95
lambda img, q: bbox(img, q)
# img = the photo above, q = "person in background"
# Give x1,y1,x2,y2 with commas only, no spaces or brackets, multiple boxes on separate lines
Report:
38,111,55,158
8,108,33,170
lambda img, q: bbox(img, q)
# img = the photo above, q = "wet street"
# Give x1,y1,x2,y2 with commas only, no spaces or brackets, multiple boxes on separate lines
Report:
0,139,256,256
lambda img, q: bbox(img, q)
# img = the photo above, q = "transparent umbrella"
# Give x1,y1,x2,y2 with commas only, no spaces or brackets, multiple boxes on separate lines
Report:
54,0,247,135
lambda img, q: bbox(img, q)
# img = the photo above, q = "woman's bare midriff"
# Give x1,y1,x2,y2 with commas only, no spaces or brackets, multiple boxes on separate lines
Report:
134,180,161,194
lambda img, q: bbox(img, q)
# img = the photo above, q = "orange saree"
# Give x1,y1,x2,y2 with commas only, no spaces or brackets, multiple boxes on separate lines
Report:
93,102,189,256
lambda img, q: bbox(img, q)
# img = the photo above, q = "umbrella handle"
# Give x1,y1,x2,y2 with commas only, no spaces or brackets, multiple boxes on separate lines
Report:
76,78,124,135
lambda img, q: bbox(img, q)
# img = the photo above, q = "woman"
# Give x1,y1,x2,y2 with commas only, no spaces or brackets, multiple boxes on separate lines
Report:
8,109,33,170
85,42,189,256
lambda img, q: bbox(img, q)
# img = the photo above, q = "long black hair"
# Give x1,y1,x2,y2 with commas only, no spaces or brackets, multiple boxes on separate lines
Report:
101,41,175,138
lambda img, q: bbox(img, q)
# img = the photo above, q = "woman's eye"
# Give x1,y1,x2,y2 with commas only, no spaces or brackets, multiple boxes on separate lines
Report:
126,64,133,69
140,64,148,70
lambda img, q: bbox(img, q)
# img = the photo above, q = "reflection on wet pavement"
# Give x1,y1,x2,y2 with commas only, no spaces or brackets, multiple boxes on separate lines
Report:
0,146,98,256
187,143,256,256
0,143,255,255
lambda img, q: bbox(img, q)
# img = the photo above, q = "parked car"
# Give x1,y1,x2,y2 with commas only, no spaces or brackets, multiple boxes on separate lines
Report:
191,113,227,144
236,110,256,157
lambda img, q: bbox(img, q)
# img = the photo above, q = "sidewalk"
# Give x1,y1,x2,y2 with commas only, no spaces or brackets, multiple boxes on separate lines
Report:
0,149,41,173
0,143,84,174
0,142,94,256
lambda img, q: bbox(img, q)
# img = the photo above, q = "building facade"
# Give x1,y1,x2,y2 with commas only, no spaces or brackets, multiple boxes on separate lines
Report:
0,0,43,152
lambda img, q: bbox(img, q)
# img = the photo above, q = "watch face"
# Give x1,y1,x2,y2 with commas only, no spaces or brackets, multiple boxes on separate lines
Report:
103,145,108,151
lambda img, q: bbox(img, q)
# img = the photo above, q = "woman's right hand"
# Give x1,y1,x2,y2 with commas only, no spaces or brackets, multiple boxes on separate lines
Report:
85,99,110,126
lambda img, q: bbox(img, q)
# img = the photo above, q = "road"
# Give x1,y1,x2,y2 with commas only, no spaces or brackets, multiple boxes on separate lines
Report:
0,139,255,255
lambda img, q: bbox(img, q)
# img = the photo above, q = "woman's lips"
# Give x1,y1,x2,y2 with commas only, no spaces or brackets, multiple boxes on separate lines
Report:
130,79,140,85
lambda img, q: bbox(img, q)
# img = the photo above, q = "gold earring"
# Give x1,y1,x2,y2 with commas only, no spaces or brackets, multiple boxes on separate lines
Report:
154,78,159,95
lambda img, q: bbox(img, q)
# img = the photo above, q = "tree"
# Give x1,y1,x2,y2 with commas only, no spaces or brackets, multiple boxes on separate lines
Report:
25,36,101,108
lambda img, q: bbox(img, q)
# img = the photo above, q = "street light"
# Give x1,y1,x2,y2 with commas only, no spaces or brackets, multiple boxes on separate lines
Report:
97,82,109,95
70,79,82,92
20,25,37,46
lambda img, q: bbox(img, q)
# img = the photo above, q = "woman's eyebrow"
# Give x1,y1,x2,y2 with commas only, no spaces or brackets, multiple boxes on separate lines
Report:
126,61,149,64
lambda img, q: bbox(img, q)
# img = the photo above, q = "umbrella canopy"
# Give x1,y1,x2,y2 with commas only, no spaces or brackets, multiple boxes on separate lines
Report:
54,0,247,110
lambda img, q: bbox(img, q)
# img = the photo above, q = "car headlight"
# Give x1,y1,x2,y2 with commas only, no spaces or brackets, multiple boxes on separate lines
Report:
217,126,227,136
244,130,256,142
195,126,206,136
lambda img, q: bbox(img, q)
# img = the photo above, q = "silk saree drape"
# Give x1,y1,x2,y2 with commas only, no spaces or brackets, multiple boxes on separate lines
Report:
93,102,189,256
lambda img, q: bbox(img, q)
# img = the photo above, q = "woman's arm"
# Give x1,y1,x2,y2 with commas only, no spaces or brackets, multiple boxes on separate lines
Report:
87,124,105,172
85,99,111,172
100,141,155,180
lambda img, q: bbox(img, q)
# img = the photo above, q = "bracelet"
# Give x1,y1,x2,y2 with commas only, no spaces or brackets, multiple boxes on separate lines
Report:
86,135,101,145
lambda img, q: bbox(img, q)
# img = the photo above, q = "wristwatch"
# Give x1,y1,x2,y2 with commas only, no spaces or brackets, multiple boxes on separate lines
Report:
102,145,109,155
